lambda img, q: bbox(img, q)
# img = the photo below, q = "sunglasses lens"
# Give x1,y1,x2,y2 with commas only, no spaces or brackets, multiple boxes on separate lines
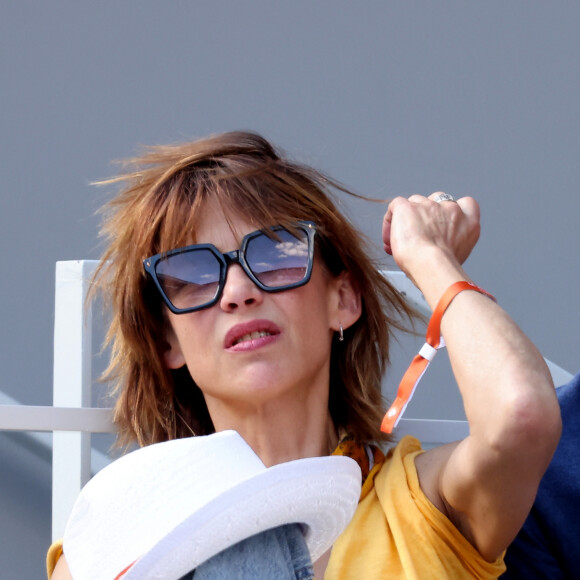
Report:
246,228,310,288
156,249,221,311
149,224,314,312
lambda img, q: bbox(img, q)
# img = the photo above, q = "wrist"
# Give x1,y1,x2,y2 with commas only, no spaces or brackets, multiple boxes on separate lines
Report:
402,246,470,310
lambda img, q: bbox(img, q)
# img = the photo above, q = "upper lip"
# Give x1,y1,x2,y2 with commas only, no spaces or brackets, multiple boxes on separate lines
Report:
224,319,281,349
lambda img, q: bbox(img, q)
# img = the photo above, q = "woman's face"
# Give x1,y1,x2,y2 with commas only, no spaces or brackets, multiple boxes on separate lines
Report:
162,203,357,423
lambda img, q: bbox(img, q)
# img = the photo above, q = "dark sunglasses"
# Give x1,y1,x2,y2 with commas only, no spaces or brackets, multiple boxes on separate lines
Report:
144,221,316,314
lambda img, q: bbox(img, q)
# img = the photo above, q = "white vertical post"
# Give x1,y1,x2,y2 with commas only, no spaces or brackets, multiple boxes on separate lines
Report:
52,260,95,541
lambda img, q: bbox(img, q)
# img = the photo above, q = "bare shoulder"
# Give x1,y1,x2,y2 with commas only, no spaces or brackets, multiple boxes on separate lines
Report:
51,554,73,580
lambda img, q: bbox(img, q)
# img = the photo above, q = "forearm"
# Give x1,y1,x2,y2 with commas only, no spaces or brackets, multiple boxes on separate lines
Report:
413,250,558,440
412,247,559,450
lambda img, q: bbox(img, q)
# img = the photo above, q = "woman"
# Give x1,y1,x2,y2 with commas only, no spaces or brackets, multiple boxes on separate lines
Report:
49,131,561,579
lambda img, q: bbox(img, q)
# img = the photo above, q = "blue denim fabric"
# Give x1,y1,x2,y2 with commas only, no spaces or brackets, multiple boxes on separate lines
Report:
179,523,314,579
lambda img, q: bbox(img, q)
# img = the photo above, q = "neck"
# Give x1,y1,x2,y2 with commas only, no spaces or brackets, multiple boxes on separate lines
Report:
205,389,338,466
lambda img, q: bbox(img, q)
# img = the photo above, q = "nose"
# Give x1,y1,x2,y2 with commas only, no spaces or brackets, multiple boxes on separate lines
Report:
219,263,263,311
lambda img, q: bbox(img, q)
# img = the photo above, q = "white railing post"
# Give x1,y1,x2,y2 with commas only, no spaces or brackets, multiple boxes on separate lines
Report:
52,260,98,541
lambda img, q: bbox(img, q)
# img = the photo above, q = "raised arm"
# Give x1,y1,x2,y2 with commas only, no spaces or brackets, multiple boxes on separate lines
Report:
383,193,561,561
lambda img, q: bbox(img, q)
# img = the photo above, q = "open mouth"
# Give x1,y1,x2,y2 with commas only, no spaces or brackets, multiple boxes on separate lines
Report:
225,320,281,349
233,330,273,346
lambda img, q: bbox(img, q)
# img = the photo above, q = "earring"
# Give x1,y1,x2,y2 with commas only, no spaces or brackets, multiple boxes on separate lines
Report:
338,324,344,342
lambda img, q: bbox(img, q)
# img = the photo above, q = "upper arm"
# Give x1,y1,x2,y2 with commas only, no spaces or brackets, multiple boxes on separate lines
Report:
415,434,553,562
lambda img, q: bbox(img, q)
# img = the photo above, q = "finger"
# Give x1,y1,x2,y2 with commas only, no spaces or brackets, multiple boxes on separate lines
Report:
456,196,480,222
408,193,430,204
428,191,458,204
383,216,392,254
428,192,469,221
382,196,406,254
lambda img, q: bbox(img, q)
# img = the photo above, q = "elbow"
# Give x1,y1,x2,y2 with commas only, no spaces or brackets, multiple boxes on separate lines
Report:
492,382,562,468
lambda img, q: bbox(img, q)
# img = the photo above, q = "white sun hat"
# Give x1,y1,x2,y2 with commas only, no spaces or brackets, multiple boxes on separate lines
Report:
63,430,362,580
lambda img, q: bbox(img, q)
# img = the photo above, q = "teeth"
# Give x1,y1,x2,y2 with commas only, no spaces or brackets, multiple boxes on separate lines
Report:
235,330,271,345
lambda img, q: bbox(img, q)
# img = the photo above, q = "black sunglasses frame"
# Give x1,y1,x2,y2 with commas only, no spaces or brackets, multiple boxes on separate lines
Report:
143,221,317,314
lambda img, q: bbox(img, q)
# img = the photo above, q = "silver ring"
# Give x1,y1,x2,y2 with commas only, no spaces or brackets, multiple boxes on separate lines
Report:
434,193,456,203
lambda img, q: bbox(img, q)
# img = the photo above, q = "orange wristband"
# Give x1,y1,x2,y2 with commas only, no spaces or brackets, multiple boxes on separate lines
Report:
380,281,496,434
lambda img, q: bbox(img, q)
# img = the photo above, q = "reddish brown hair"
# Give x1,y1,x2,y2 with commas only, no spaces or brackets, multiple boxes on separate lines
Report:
92,131,416,447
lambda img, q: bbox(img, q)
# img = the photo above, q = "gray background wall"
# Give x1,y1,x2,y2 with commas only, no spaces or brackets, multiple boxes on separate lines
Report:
1,2,579,577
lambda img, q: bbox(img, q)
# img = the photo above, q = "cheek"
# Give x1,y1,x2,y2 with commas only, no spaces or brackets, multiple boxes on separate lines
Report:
166,314,214,365
173,326,216,390
286,286,334,342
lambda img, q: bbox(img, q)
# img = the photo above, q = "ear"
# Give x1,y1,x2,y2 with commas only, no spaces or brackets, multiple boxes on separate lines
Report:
162,325,186,369
330,271,362,332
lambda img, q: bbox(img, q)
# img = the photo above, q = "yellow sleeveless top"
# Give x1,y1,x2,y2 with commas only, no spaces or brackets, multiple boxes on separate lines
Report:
326,436,505,579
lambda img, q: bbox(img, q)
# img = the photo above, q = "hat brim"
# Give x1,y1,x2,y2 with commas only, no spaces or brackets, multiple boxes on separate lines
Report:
123,455,361,580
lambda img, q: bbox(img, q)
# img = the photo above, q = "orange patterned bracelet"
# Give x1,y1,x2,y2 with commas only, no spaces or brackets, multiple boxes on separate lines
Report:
380,281,496,434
